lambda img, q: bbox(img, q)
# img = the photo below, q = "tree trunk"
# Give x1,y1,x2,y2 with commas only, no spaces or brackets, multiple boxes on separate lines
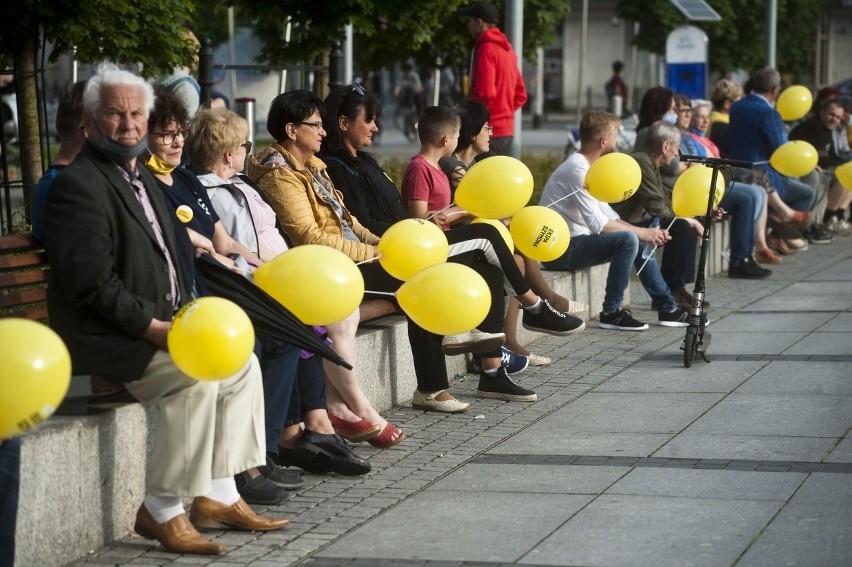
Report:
13,24,43,226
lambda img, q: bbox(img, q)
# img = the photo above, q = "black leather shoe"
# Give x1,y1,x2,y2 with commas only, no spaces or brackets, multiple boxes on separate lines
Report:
234,472,290,505
276,430,371,476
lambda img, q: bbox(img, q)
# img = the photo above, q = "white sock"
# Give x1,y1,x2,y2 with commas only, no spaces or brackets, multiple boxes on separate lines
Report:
522,297,543,313
143,494,185,524
205,477,241,505
483,367,499,376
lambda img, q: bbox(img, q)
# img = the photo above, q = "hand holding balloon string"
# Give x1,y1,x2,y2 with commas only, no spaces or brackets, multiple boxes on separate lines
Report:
636,217,678,275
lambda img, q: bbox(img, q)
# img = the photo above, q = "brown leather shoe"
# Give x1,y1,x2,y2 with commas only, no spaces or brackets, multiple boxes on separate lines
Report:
134,504,226,555
190,497,290,532
767,232,794,255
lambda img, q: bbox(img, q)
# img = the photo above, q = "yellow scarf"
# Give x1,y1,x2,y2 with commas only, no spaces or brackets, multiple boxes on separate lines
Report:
146,152,176,175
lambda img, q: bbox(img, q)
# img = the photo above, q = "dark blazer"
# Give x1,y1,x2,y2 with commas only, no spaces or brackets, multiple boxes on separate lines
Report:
728,93,788,191
44,143,194,382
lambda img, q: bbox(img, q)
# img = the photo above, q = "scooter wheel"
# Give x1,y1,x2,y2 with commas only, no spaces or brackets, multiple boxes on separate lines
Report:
683,326,698,368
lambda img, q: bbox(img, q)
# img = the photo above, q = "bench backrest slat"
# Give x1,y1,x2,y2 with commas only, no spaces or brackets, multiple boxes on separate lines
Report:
0,235,49,322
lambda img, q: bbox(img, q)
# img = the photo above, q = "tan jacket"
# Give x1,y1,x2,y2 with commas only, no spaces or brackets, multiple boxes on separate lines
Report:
246,143,380,262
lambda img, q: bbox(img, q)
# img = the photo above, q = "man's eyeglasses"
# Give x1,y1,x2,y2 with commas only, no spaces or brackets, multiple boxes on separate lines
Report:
151,128,188,145
241,140,252,153
678,108,692,114
352,84,367,96
298,121,325,132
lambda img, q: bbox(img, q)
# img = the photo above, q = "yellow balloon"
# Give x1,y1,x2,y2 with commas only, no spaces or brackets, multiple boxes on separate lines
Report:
378,219,449,280
836,161,852,191
509,206,571,262
776,85,813,122
396,263,490,335
672,165,726,217
471,217,514,252
770,140,819,178
254,245,364,325
585,152,642,203
455,156,533,219
168,297,255,381
0,319,71,438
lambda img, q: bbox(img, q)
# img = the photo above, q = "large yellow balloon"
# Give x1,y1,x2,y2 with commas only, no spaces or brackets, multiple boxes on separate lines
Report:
254,245,365,325
509,206,571,262
585,152,642,203
378,219,448,280
455,156,533,219
672,165,726,217
776,85,813,122
168,297,255,381
770,140,818,178
471,217,514,252
396,263,490,335
0,319,71,438
836,161,852,191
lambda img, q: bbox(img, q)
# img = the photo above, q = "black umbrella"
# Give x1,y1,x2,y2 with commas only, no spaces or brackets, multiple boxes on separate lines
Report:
196,253,352,369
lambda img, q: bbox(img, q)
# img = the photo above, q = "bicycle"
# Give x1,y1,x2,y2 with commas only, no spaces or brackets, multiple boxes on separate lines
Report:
679,154,753,367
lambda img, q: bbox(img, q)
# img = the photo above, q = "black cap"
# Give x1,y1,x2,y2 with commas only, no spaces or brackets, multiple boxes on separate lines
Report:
458,2,499,24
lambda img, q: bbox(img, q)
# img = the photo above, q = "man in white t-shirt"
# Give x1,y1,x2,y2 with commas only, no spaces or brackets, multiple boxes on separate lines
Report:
539,110,687,330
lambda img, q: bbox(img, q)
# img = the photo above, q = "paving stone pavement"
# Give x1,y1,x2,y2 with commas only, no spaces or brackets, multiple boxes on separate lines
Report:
71,237,852,566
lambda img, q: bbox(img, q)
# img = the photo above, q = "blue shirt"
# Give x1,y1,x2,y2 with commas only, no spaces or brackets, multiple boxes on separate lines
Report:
32,165,67,243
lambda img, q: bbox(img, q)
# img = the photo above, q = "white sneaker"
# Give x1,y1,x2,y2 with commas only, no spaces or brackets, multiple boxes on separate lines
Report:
441,329,505,356
527,353,552,366
412,389,470,413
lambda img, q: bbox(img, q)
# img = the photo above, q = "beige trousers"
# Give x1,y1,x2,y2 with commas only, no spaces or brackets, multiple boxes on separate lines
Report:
124,350,265,497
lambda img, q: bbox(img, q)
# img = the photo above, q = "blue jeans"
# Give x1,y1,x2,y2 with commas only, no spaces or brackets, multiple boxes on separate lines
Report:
0,438,21,567
781,177,816,211
719,181,761,265
543,231,677,313
256,335,300,455
284,355,328,429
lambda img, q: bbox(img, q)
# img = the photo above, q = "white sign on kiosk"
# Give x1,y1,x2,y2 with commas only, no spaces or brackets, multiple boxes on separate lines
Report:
666,25,708,100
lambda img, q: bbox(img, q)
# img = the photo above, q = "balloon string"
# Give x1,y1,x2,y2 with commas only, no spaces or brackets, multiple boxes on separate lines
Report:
427,203,455,221
544,189,580,208
752,160,770,166
364,291,396,297
636,217,678,276
356,257,380,266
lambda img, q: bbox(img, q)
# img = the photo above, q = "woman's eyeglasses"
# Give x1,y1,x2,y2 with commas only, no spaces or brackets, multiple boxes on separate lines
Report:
241,140,252,153
482,125,494,135
151,128,189,145
298,121,325,132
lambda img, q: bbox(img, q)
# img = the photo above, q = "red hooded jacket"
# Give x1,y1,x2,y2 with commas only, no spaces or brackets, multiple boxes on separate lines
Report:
469,27,527,137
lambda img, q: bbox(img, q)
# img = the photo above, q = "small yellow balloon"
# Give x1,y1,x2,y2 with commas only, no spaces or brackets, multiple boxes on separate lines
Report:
770,140,819,178
672,165,726,217
455,156,533,219
836,161,852,191
776,85,813,122
509,206,571,262
396,263,490,335
254,245,365,325
0,319,72,438
378,219,449,280
585,152,642,203
471,218,514,252
168,297,255,381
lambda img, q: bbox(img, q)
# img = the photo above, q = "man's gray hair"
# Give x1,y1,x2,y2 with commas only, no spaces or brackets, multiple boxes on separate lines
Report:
751,67,780,95
644,120,680,154
82,62,154,116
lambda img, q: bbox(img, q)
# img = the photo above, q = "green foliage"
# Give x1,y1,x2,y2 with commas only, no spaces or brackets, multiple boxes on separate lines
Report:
615,0,822,79
522,152,564,206
1,0,198,77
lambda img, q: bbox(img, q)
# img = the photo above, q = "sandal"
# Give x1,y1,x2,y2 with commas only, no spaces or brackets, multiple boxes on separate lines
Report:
328,414,382,443
368,422,405,448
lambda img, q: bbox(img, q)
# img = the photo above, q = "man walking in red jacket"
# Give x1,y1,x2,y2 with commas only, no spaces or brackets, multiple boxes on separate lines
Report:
459,2,527,157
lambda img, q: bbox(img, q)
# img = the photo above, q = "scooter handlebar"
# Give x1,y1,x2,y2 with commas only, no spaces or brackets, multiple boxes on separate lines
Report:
680,154,754,169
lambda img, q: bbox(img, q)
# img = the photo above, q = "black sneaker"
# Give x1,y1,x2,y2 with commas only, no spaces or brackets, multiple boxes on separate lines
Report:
658,306,690,327
235,471,290,505
476,367,537,401
598,308,648,331
802,224,833,244
728,255,772,279
522,299,585,336
260,455,304,490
